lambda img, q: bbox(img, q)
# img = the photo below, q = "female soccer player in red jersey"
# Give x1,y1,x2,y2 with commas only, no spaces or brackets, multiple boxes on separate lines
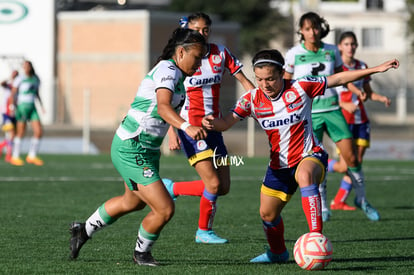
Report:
284,12,380,221
329,31,392,212
163,12,254,244
202,49,398,262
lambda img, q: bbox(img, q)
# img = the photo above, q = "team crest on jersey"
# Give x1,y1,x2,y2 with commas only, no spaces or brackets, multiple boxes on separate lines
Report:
143,167,154,178
324,52,332,62
196,140,208,151
238,98,251,111
283,90,303,113
212,55,222,64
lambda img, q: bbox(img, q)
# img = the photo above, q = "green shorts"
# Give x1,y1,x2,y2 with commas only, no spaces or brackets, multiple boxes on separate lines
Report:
312,109,352,143
111,134,161,190
16,103,40,122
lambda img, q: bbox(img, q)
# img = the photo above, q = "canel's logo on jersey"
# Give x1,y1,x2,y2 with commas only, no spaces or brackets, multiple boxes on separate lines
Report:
212,55,222,64
0,1,28,24
188,75,221,86
261,113,301,129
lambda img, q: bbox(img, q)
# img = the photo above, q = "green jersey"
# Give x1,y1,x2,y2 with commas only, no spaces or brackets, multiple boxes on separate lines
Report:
285,42,343,113
115,60,186,149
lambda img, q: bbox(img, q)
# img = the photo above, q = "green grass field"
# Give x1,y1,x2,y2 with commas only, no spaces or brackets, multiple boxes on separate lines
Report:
1,155,413,274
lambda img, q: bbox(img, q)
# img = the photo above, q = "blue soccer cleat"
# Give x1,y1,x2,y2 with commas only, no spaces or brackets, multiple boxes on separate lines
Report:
195,229,228,244
355,198,380,221
250,248,289,263
162,178,177,201
322,209,332,222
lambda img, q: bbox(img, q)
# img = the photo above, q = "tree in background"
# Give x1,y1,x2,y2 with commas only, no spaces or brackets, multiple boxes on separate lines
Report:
167,0,292,54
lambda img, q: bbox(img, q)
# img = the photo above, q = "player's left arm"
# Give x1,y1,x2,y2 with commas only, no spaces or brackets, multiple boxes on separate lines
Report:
363,82,391,107
327,59,399,88
234,71,255,91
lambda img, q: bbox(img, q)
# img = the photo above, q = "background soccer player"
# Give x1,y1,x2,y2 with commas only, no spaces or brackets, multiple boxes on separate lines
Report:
163,12,254,244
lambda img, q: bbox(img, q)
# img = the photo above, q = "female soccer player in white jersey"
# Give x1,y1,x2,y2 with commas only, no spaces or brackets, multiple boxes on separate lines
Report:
163,12,254,244
202,49,398,263
69,28,207,267
329,31,392,213
284,12,380,222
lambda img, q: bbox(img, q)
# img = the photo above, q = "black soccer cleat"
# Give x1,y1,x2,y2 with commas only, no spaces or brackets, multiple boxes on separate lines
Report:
133,250,159,267
69,222,89,259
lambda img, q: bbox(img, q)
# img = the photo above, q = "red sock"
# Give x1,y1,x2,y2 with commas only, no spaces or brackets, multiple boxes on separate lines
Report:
334,178,352,203
174,180,204,196
301,184,323,233
198,190,217,231
263,217,286,254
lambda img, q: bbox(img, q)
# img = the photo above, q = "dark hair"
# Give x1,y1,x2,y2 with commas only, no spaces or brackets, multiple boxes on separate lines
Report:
338,31,358,46
24,60,36,76
179,12,212,29
252,49,285,72
298,12,330,41
157,28,206,63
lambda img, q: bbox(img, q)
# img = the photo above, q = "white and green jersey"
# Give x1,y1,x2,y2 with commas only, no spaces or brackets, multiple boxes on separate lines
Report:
116,59,186,149
284,42,342,113
12,75,40,104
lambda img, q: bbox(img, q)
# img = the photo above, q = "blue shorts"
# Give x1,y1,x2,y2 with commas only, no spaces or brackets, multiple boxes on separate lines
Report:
177,129,228,166
349,122,370,148
262,150,328,202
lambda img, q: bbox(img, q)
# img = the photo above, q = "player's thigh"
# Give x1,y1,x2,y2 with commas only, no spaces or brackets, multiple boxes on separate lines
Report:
324,109,352,143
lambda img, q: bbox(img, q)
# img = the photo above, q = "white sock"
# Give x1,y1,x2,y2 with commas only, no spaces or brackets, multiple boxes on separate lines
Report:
85,208,109,237
318,179,328,211
135,232,155,253
12,137,21,158
347,168,366,204
28,137,40,158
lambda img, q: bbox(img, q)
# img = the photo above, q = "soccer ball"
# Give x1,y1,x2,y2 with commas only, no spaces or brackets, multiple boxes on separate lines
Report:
293,232,333,270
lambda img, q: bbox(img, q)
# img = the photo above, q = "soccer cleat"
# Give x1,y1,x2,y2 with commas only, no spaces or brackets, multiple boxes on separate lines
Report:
330,200,357,211
133,250,159,266
69,222,89,259
10,157,24,166
195,229,228,244
26,156,44,166
162,178,177,201
355,198,380,221
250,248,289,263
322,209,331,222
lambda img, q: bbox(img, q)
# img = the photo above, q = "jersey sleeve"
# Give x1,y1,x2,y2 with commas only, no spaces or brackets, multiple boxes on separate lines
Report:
232,91,252,119
222,45,243,75
284,47,295,74
297,76,327,98
153,62,180,92
334,46,343,69
12,76,22,89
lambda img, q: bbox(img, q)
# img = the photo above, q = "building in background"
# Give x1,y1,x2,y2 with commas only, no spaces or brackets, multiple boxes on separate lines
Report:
273,0,412,124
57,10,241,128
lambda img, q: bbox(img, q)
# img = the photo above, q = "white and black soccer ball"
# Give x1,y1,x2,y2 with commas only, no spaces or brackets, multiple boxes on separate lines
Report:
293,232,333,270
